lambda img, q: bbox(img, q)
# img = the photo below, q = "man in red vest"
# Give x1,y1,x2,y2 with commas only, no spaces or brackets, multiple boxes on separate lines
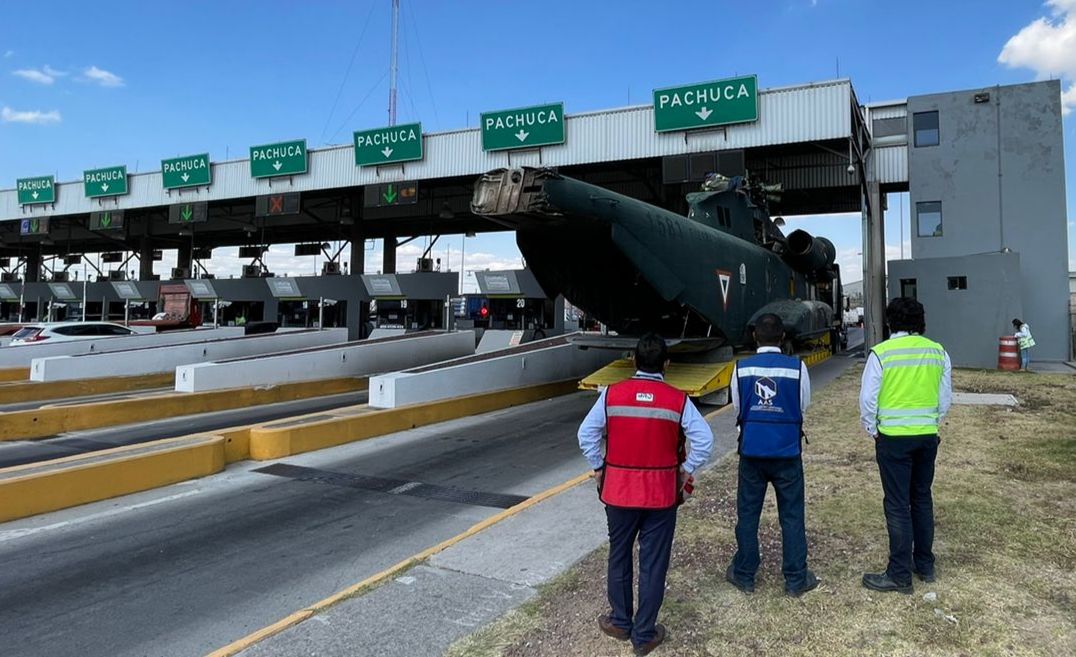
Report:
578,333,714,655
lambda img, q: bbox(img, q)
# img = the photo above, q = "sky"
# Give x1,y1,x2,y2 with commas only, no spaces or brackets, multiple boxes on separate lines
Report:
1,0,1074,288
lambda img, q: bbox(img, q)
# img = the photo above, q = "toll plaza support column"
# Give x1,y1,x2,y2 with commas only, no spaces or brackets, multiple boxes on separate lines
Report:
139,238,154,280
23,252,41,282
862,181,886,351
177,244,192,277
349,226,365,276
383,238,397,274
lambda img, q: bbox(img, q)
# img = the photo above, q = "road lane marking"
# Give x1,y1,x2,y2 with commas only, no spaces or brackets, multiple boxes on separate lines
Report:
0,489,202,544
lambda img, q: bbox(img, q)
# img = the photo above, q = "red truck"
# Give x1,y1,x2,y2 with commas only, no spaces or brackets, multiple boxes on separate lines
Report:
129,283,203,331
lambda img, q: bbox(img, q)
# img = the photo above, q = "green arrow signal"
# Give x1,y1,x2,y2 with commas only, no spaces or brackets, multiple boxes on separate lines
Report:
100,213,112,227
383,184,398,205
181,205,193,222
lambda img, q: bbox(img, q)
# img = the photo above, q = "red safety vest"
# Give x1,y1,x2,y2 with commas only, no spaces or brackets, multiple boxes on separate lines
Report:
599,377,687,509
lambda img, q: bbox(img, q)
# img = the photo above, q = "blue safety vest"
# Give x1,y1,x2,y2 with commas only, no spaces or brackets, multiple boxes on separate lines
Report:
735,352,804,458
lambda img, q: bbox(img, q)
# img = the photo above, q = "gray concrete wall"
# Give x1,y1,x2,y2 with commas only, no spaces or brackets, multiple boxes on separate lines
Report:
907,80,1070,361
887,252,1023,369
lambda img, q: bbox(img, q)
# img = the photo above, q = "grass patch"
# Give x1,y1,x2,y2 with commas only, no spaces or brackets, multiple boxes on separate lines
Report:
447,368,1076,657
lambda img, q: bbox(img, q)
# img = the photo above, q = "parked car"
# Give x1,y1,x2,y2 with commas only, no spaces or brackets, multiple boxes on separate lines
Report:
7,322,139,346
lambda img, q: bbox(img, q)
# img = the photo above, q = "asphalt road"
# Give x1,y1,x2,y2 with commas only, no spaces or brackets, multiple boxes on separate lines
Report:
0,391,368,469
0,355,856,657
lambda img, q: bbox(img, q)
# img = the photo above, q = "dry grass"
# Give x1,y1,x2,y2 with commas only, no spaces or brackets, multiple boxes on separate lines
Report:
447,368,1076,657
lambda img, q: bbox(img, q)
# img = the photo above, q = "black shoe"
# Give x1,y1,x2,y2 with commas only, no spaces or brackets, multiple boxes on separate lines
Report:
597,614,630,641
725,565,755,594
862,572,913,594
633,624,667,656
914,569,937,583
786,570,820,597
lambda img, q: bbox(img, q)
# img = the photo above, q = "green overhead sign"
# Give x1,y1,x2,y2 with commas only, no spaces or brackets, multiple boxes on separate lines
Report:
653,75,758,132
84,166,128,198
162,153,211,189
17,176,55,205
250,139,307,178
354,122,423,166
481,102,564,151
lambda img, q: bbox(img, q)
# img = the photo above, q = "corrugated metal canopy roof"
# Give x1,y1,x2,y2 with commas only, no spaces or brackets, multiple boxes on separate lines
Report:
1,79,865,223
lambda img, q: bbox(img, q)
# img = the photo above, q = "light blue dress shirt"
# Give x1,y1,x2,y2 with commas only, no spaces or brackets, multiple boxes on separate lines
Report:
577,371,714,474
859,331,952,436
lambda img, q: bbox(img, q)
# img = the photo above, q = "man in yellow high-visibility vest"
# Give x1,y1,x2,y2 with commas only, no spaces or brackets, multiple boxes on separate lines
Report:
859,297,952,594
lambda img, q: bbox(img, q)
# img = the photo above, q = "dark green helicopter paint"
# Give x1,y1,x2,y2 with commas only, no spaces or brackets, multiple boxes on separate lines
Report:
470,167,840,349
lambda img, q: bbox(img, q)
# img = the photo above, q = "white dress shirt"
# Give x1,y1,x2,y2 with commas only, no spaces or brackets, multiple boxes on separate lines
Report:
859,331,952,436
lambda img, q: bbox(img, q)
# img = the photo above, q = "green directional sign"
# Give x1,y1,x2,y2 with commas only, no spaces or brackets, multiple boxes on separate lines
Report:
653,75,758,133
84,166,128,198
250,139,307,178
363,182,419,208
354,122,423,166
481,103,564,152
168,201,208,224
162,153,211,190
17,176,55,205
90,210,125,231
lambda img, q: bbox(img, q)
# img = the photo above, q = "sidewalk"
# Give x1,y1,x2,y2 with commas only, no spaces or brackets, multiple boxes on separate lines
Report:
235,355,854,657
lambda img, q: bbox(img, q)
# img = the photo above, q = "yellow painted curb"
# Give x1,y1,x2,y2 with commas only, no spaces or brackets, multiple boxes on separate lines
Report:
0,377,367,441
0,372,174,405
247,380,580,460
0,435,225,524
204,471,593,657
0,367,29,382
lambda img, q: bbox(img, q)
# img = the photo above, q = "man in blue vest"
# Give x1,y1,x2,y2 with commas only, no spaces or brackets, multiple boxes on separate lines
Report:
725,313,819,597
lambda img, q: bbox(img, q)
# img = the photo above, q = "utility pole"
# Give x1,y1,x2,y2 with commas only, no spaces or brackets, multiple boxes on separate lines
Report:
388,0,400,126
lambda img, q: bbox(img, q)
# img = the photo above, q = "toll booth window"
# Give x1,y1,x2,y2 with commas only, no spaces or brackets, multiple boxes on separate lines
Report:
913,111,940,147
947,276,968,291
900,278,918,300
916,201,943,237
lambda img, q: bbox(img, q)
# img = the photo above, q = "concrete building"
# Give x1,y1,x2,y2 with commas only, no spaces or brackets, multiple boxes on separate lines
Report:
886,81,1070,367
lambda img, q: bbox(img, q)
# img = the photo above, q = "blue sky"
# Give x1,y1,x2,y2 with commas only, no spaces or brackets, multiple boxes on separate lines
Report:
1,0,1073,284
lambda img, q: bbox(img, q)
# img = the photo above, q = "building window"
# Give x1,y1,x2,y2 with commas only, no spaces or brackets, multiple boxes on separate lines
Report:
900,278,918,300
917,201,943,237
913,111,940,147
872,116,907,139
947,276,968,290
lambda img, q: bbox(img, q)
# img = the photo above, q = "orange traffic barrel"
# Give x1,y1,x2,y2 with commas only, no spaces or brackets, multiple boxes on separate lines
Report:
998,336,1020,371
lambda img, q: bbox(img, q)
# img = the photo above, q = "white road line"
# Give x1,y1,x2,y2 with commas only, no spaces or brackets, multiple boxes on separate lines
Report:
0,488,203,544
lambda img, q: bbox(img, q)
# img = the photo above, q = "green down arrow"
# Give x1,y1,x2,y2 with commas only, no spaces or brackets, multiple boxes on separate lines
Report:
383,184,398,204
100,213,112,227
181,205,193,222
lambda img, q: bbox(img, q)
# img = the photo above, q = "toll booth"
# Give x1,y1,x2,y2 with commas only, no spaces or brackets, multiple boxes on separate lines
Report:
361,272,457,333
469,269,565,338
264,275,366,336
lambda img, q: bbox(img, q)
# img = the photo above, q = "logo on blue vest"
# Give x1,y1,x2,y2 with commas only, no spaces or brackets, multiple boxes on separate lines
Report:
754,377,777,405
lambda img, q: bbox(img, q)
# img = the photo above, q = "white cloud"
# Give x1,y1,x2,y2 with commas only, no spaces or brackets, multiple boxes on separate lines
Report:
1,106,61,124
81,65,124,87
12,68,54,85
998,0,1076,114
43,65,67,77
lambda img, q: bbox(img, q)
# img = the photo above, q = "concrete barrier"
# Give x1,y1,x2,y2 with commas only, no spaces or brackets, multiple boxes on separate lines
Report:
368,335,617,408
174,331,475,392
0,327,245,368
30,329,347,382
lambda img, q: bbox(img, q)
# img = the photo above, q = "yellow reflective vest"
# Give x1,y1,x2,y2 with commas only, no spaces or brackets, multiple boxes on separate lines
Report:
872,334,946,437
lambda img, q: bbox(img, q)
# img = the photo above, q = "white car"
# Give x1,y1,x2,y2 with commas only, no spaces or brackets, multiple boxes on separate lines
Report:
7,322,140,346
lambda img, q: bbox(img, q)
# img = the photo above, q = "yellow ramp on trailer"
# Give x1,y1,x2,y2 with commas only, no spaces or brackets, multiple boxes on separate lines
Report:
579,358,736,399
579,346,834,401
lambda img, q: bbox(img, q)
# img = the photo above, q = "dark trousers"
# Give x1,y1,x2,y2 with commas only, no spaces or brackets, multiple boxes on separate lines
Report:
605,505,677,647
875,434,939,584
730,456,810,591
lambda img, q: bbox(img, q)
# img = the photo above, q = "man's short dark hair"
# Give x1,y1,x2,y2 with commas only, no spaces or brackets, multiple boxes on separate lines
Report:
1012,318,1022,328
886,297,926,334
634,332,668,373
753,313,785,346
